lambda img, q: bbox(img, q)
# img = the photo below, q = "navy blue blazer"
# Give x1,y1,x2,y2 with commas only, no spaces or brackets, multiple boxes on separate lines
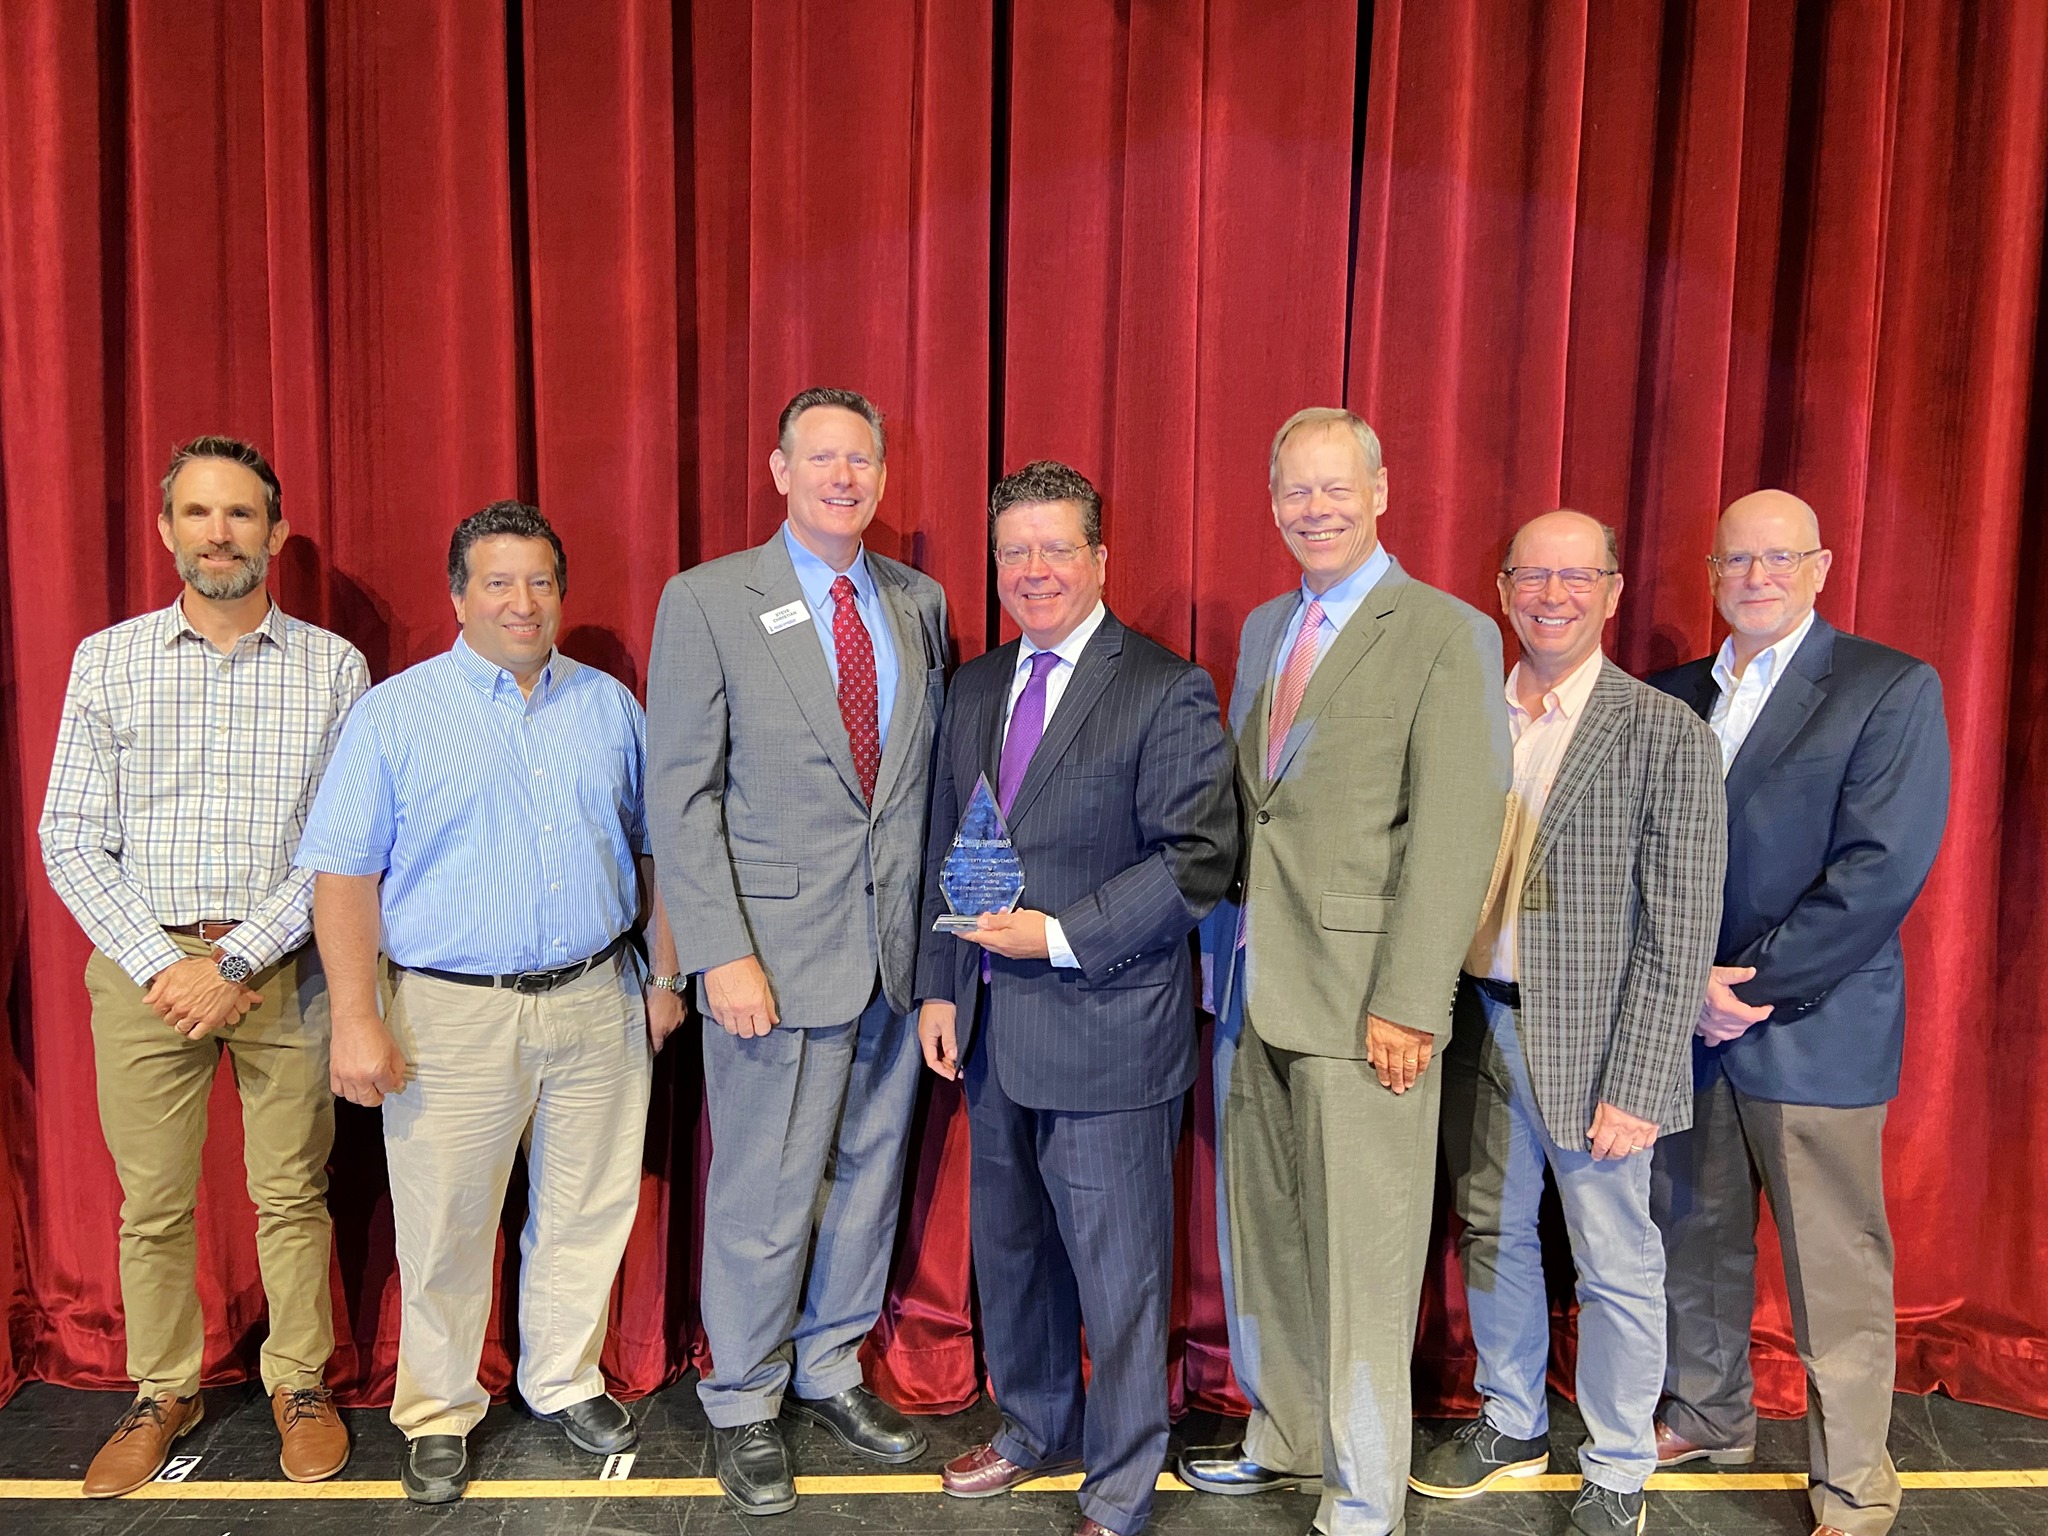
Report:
1649,616,1949,1107
913,611,1238,1114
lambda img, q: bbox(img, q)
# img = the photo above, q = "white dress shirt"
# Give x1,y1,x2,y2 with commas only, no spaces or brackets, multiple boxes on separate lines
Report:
1002,601,1108,968
1466,648,1605,982
1707,608,1816,774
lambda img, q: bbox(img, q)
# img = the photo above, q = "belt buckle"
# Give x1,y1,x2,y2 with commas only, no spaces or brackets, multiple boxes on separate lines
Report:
511,970,555,995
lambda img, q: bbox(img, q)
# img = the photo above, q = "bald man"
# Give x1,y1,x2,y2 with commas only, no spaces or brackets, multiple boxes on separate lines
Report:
1410,512,1724,1535
1645,492,1949,1536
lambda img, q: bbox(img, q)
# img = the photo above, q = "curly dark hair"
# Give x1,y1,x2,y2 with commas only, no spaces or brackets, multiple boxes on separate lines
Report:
987,460,1102,546
447,500,568,597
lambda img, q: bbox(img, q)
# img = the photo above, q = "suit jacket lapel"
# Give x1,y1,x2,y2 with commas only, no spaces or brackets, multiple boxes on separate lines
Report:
1005,616,1125,829
1677,663,1719,722
1267,560,1403,786
980,639,1020,793
1239,600,1290,807
866,563,928,814
746,537,865,806
1724,618,1835,821
1527,661,1632,877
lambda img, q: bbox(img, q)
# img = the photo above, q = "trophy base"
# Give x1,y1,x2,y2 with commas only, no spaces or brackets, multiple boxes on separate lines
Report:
933,915,987,933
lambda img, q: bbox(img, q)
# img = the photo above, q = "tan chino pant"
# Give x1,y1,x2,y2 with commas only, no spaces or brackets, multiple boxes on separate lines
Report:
381,955,651,1438
86,936,336,1399
1652,1075,1901,1536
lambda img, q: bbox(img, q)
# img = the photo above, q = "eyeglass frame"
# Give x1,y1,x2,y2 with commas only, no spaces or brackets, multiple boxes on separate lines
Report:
1499,565,1620,594
992,539,1099,569
1707,548,1823,578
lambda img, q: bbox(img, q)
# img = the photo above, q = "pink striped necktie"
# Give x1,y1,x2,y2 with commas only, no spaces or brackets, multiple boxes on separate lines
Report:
1265,598,1326,778
1238,598,1325,954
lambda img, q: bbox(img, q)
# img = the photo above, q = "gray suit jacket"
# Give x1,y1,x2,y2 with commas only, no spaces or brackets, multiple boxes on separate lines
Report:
1455,659,1726,1144
646,534,948,1022
1210,557,1511,1054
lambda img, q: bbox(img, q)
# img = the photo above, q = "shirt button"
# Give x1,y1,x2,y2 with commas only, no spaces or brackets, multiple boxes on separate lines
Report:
1257,810,1271,824
554,939,566,948
533,768,544,778
543,824,553,833
551,882,561,891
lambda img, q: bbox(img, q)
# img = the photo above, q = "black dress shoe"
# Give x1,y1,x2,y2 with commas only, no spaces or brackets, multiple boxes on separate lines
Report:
532,1391,638,1456
400,1434,468,1505
714,1419,798,1516
787,1385,927,1464
1176,1445,1308,1495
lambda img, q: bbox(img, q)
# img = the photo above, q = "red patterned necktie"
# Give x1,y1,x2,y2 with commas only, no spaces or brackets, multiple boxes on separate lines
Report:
831,575,881,802
1266,598,1326,778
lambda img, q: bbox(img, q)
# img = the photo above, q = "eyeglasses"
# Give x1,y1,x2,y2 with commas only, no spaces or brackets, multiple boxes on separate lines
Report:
1708,548,1821,578
994,542,1094,569
1500,566,1618,594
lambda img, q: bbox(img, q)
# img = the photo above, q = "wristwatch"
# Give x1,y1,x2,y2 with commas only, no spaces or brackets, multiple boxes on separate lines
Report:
649,973,687,995
212,946,254,985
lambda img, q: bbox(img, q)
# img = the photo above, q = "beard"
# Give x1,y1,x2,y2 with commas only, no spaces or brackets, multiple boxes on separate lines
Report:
176,540,270,601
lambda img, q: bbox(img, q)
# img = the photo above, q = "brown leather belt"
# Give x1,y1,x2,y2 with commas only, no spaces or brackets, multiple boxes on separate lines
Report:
165,921,242,944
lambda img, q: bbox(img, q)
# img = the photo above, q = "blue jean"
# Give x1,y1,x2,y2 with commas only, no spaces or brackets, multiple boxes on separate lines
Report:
1441,990,1665,1493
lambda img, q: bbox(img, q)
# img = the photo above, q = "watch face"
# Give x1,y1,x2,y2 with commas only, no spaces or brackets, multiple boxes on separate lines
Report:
217,954,254,984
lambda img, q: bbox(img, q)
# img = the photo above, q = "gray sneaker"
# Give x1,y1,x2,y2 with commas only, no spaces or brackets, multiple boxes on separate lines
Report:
1570,1481,1647,1533
1408,1417,1551,1498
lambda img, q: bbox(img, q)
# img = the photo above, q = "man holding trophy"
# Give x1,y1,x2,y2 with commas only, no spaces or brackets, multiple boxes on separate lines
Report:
916,461,1237,1536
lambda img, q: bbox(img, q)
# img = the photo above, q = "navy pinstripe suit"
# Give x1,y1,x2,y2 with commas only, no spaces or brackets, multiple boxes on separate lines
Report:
915,609,1236,1534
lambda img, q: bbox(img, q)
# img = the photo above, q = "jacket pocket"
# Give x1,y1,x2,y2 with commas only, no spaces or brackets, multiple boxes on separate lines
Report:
1320,892,1391,932
734,859,800,899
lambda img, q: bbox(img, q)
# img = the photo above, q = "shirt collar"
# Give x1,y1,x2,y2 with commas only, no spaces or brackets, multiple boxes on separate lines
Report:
1712,606,1817,697
1505,648,1604,721
450,633,567,703
159,593,290,651
1299,542,1392,627
782,522,876,612
1019,600,1108,672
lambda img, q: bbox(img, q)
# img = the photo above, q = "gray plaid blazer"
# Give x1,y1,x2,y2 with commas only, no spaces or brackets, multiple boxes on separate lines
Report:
1465,658,1726,1143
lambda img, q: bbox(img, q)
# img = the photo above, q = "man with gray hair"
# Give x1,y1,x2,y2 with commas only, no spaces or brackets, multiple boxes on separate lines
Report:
42,436,365,1495
1410,509,1724,1534
648,387,948,1515
1184,408,1509,1536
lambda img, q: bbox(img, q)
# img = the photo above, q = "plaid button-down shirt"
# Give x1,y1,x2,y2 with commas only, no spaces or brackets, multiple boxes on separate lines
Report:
40,596,369,983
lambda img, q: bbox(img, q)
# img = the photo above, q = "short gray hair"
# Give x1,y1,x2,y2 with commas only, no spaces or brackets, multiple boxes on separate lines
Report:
1267,408,1382,491
777,387,886,463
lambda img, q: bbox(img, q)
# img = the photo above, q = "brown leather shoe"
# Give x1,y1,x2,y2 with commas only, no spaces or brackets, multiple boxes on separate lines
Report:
1812,1527,1852,1536
1075,1520,1116,1535
273,1384,350,1482
82,1391,204,1497
941,1441,1081,1498
1653,1417,1755,1467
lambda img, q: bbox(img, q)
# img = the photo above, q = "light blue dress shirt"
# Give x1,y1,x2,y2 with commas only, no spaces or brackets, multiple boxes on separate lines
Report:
783,522,900,749
1269,541,1393,694
295,636,649,973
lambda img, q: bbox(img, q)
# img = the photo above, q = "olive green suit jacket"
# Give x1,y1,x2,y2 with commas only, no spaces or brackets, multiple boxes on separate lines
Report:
1213,557,1511,1054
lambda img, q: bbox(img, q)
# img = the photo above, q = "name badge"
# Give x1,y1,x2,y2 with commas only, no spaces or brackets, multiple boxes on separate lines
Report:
759,600,810,635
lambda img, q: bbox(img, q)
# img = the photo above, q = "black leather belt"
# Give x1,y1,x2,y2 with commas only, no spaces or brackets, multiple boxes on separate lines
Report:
409,933,630,995
1464,972,1522,1009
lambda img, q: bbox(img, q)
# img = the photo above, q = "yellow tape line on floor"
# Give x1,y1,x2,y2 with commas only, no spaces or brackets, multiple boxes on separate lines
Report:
2,1468,2046,1499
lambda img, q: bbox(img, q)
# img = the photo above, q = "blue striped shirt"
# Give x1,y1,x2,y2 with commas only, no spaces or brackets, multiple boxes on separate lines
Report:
295,636,648,972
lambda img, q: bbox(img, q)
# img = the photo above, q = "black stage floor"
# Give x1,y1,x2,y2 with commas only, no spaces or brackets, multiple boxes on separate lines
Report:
1,1376,2043,1534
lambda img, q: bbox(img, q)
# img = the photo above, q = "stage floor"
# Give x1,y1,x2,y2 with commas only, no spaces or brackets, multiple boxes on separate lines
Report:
1,1375,2042,1534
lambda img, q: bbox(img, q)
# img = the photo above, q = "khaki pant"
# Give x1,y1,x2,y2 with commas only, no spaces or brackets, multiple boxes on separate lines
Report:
1225,1011,1443,1536
86,937,336,1399
1652,1075,1900,1536
382,955,651,1438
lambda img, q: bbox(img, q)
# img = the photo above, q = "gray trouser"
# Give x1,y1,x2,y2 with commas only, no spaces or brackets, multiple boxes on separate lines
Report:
1208,972,1265,1419
697,987,922,1426
1225,1010,1441,1536
1651,1074,1900,1536
1442,991,1664,1492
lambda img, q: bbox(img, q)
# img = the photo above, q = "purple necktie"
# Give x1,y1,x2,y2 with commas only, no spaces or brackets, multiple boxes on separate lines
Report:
983,649,1059,984
998,649,1060,816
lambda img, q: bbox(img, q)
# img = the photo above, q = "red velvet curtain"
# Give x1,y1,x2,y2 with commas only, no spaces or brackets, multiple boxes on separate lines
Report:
1,0,2043,1420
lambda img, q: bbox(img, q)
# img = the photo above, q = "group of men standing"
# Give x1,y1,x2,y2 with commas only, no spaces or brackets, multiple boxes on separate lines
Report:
40,392,1949,1536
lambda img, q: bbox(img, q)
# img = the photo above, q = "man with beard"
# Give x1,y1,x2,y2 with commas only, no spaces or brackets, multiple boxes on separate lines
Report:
41,436,367,1495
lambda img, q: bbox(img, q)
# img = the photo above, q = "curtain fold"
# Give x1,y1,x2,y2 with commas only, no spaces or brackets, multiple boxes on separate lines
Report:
1,0,2043,1420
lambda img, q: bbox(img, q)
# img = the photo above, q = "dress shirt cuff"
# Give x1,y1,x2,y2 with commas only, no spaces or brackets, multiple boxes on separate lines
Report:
112,929,192,990
1044,916,1079,969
